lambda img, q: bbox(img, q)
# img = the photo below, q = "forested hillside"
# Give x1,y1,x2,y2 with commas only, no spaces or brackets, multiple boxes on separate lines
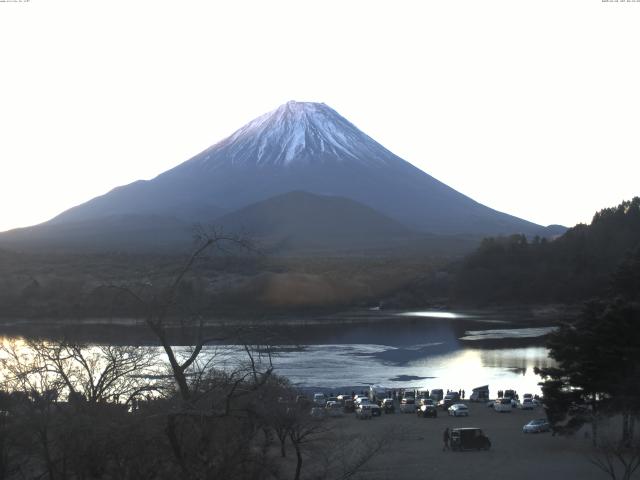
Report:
452,197,640,305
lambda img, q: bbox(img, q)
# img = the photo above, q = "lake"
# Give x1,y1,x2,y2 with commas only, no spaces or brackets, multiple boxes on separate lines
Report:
0,308,560,397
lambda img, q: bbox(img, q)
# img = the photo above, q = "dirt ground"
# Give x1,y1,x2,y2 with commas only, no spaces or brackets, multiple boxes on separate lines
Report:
305,401,605,480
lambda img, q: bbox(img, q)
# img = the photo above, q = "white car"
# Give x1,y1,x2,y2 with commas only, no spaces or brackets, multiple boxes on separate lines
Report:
448,404,469,417
355,404,373,420
520,398,535,410
494,398,512,412
523,418,550,433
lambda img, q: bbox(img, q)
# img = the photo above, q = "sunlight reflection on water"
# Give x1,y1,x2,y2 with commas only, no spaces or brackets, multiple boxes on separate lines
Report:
1,309,557,397
395,311,473,319
204,343,554,396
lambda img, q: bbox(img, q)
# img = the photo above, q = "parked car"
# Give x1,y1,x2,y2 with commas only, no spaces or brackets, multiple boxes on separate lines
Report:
370,404,381,417
470,385,490,402
523,418,551,433
520,398,535,410
418,398,435,407
402,391,415,401
448,404,469,417
400,397,416,413
450,428,491,451
381,398,395,414
430,389,444,402
494,398,513,413
417,404,438,418
313,393,327,406
503,389,517,401
439,394,458,410
355,404,373,420
326,401,344,417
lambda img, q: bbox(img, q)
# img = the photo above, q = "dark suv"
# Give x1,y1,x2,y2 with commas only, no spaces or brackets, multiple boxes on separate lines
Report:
450,428,491,451
417,403,437,418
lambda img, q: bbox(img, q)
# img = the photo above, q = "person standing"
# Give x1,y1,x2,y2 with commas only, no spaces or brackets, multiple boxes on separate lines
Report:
442,427,450,451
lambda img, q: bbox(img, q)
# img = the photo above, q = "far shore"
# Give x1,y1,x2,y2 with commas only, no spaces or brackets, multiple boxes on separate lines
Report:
0,303,581,328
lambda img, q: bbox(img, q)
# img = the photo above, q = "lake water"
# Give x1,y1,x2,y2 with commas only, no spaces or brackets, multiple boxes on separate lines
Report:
0,309,559,398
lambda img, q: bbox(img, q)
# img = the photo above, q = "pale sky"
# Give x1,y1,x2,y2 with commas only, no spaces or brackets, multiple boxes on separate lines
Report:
1,0,639,233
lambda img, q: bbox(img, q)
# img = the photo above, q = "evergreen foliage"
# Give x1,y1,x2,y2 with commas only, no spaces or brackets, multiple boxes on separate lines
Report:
453,197,640,304
536,246,640,443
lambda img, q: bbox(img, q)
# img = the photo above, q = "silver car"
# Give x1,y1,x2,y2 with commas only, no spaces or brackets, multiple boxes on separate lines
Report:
523,419,550,433
448,403,469,417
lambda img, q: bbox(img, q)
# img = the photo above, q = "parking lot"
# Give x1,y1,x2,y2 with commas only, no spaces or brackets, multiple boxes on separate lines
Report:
317,400,602,480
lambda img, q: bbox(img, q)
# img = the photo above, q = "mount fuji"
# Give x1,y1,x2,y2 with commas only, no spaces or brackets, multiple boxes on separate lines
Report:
1,101,559,252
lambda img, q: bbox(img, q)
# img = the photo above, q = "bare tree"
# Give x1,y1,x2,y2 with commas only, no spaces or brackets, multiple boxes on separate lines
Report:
590,436,640,480
288,413,327,480
0,339,165,480
13,340,161,406
103,228,257,404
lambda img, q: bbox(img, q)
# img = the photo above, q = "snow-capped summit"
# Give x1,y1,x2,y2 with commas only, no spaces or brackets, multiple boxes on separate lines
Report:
190,101,394,168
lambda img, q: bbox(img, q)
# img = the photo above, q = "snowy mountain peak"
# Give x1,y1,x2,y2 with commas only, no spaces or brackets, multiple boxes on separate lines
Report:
191,101,400,169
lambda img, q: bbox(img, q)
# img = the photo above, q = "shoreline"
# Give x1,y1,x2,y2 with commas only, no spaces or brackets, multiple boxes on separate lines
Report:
0,303,580,328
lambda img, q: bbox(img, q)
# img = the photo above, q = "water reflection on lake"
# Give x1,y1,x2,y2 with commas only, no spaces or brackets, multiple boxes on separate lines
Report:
0,309,559,397
258,344,552,395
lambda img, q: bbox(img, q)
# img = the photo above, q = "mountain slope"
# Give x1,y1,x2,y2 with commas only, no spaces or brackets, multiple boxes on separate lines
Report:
45,101,546,238
215,190,419,252
0,214,193,252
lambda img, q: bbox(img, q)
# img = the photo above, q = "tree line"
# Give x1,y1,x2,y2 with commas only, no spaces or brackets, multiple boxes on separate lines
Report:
535,238,640,479
452,197,640,305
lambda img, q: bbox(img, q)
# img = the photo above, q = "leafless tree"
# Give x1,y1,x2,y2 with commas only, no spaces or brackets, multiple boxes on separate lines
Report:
590,436,640,480
288,413,328,480
4,340,161,406
102,227,258,404
0,339,164,479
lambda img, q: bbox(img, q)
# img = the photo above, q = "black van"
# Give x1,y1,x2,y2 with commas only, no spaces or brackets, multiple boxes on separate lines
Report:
450,428,491,451
429,389,444,402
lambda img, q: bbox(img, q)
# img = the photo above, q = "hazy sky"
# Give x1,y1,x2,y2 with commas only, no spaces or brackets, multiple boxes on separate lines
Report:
1,0,639,232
